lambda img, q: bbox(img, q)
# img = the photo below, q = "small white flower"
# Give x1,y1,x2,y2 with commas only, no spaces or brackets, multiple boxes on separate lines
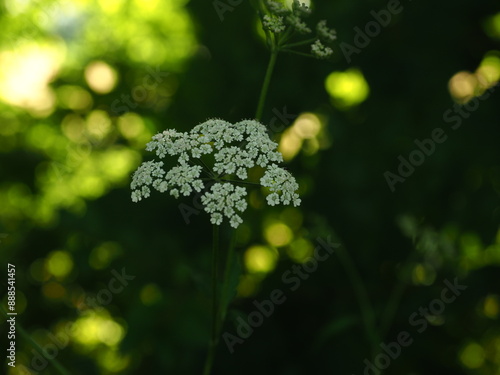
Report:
317,20,337,43
267,0,290,15
263,15,286,33
286,14,311,34
230,215,243,229
291,0,311,17
311,39,333,59
260,164,301,207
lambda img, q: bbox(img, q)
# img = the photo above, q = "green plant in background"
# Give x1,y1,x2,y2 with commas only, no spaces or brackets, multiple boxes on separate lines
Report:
129,0,336,373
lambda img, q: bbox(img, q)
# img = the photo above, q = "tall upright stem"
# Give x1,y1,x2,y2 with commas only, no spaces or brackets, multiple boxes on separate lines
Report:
255,50,278,121
203,224,220,375
335,246,380,357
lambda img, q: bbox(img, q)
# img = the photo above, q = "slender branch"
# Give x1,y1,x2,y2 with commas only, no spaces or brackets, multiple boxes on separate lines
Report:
277,26,295,46
280,37,317,49
255,50,278,121
219,229,237,326
378,245,420,340
280,49,315,58
197,157,215,178
220,178,261,186
335,246,380,357
203,225,220,375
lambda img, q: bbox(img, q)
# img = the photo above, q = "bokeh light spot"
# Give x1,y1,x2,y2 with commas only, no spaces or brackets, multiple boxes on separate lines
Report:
264,222,293,247
42,281,66,299
244,245,278,274
118,113,145,139
325,68,370,109
46,250,74,278
140,283,163,306
411,263,436,286
483,294,500,318
460,342,485,369
57,85,93,111
84,61,118,94
292,113,321,139
89,242,122,270
448,71,478,102
287,238,314,263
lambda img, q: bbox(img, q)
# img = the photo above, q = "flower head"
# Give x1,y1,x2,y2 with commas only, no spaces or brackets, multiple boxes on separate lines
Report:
311,39,333,59
131,119,301,228
263,15,286,33
266,1,290,16
317,20,337,43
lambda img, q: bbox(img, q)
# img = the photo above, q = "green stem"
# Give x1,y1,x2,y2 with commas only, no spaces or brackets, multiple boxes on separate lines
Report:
203,225,220,375
277,26,294,46
378,246,420,340
255,50,278,121
1,308,71,375
335,246,380,357
220,178,261,186
281,49,315,58
219,230,237,325
280,37,317,49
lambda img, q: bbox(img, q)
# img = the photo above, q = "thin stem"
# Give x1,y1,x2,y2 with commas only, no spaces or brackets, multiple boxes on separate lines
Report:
277,26,295,46
219,229,237,326
280,37,317,49
255,50,278,121
0,308,71,375
335,246,380,357
203,225,220,375
280,49,315,58
220,178,261,186
378,246,420,340
197,157,216,178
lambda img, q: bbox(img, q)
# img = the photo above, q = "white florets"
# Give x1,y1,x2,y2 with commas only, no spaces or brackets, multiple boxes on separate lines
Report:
311,39,333,59
260,163,301,206
201,183,248,228
317,20,337,43
286,14,311,34
266,0,290,15
131,119,300,228
263,15,286,33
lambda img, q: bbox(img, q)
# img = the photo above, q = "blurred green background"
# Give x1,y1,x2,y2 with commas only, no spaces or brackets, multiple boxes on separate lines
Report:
0,0,500,373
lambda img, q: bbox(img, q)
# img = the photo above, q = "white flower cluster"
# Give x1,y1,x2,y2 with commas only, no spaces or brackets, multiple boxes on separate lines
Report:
286,14,311,34
317,20,337,43
311,39,333,59
263,15,286,33
291,0,311,17
130,119,301,228
263,0,336,60
261,164,301,206
266,0,289,15
201,183,247,228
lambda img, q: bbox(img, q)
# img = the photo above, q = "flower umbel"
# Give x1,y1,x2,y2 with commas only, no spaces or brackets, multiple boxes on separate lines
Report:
131,119,301,228
311,39,333,59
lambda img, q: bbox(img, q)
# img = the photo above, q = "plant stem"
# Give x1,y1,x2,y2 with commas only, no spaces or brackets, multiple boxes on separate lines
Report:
379,246,420,340
255,50,278,121
220,178,261,186
280,37,317,49
219,230,237,325
203,225,220,375
1,308,71,375
335,246,380,357
281,49,315,58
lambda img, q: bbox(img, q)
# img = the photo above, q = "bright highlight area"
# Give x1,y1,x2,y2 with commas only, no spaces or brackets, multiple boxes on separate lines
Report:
325,68,370,109
448,51,500,103
244,245,278,274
